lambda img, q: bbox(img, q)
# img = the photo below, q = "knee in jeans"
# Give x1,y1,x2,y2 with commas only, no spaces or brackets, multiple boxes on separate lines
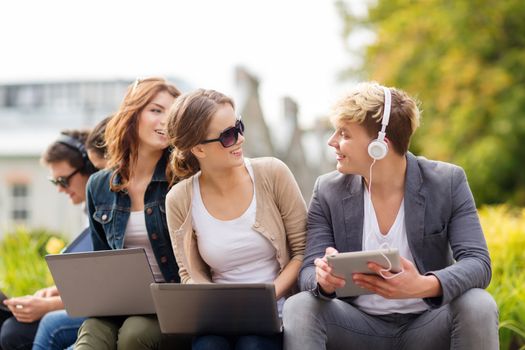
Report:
283,291,318,325
38,311,62,334
450,288,498,324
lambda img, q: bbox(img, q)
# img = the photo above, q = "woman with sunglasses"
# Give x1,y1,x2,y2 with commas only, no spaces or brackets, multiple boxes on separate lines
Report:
74,78,186,350
165,89,307,350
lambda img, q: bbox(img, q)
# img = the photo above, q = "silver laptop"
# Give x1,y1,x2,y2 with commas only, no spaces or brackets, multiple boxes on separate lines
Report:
46,248,155,317
150,283,282,335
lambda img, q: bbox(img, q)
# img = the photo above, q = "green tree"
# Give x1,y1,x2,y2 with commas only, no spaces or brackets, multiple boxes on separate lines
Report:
337,0,525,205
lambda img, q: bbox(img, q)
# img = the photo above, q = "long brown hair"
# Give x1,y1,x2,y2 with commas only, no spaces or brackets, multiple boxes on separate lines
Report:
105,77,181,191
166,89,234,184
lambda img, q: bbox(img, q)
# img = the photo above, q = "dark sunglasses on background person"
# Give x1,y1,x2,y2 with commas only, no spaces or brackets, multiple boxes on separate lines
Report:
200,119,245,148
48,168,81,188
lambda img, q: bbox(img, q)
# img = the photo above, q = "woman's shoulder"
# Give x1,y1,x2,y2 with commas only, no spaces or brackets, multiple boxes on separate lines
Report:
250,156,289,174
166,175,194,203
87,169,113,191
250,157,296,190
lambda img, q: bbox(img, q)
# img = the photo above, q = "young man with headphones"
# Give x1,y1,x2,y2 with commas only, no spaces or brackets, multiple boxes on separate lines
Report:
282,82,499,349
0,130,97,350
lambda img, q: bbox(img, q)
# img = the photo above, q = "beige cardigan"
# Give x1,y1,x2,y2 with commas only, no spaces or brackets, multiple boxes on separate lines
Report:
165,157,307,284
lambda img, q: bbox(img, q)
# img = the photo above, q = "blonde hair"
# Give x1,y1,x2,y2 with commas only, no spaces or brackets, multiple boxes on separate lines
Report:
105,77,181,191
166,89,235,184
332,82,420,155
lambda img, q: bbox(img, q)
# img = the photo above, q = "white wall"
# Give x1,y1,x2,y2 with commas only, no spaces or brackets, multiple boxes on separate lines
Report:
0,156,86,241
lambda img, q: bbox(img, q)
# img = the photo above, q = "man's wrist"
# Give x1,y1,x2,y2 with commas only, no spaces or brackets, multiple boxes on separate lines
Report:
311,283,337,300
419,274,443,298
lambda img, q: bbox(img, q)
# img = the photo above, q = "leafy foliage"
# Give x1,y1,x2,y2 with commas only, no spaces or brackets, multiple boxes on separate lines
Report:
337,0,525,205
0,227,67,296
481,205,525,349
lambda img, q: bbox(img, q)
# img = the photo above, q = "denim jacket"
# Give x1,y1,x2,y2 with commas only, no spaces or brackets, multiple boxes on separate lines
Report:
86,150,180,283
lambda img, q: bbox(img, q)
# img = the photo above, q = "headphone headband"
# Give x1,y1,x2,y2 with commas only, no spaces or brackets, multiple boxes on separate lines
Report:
367,86,392,160
57,134,87,156
380,86,391,135
56,134,97,174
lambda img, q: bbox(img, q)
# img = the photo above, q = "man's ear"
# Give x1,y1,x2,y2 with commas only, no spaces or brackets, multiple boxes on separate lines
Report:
191,144,207,159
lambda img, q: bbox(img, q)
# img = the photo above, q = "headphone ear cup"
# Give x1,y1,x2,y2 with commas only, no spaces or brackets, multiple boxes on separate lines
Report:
83,158,98,174
56,135,98,174
368,139,388,160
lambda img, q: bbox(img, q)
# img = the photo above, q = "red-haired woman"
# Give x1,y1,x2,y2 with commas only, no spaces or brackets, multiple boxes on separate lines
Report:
74,78,183,350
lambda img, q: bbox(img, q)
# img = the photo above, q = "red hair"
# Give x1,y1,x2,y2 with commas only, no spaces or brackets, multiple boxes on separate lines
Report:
105,77,181,191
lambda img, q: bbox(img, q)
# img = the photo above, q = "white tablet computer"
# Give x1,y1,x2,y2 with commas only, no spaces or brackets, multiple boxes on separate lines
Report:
326,248,401,297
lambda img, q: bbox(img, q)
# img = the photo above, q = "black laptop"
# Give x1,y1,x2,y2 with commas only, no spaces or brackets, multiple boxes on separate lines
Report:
150,283,282,335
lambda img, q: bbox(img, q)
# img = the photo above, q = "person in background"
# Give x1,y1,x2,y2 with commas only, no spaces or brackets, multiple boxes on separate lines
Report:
165,89,307,350
86,115,112,169
74,77,186,350
1,130,97,350
282,82,499,350
32,119,111,350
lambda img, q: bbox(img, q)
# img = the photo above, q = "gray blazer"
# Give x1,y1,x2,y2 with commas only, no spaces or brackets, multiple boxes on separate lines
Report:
299,152,491,308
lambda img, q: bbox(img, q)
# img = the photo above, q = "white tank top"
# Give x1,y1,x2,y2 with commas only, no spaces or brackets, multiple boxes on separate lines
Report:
353,187,428,315
123,211,165,283
191,160,284,313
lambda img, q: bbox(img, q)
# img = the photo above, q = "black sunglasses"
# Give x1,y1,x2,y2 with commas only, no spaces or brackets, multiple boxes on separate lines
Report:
48,168,81,188
200,119,245,148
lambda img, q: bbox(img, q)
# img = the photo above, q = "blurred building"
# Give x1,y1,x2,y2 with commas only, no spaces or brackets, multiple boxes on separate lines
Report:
235,67,335,201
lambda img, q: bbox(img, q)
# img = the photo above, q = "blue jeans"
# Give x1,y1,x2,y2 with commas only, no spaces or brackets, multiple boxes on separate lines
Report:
192,334,282,350
32,310,85,350
282,288,499,350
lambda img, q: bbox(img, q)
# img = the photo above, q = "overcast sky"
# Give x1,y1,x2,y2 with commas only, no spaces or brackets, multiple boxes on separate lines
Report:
0,0,368,127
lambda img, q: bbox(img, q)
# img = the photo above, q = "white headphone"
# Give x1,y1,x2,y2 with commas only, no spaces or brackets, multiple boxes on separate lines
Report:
367,86,392,160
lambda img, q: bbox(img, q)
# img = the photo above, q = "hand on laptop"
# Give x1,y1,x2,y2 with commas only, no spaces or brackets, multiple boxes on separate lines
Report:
3,295,63,323
315,247,346,295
